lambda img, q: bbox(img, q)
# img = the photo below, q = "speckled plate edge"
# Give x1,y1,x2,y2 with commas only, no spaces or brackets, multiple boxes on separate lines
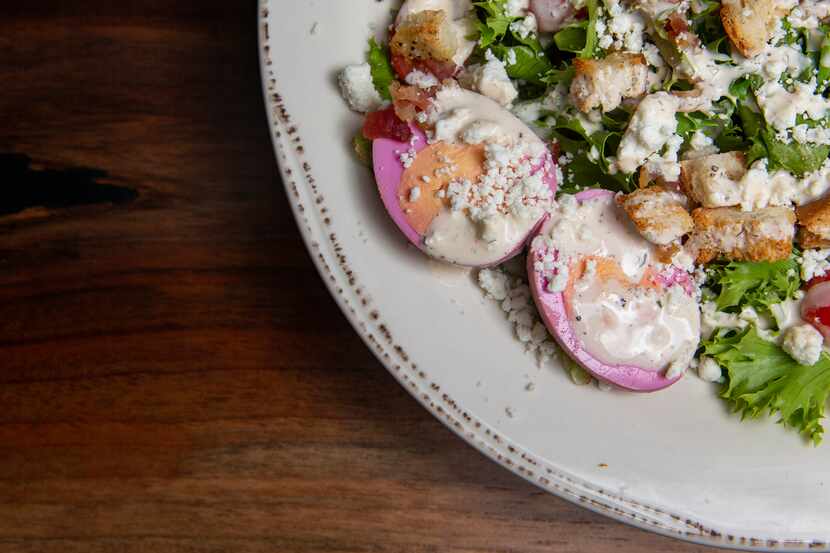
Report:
257,3,827,550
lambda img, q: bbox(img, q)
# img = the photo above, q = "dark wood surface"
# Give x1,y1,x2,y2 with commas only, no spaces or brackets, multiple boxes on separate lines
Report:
0,3,718,551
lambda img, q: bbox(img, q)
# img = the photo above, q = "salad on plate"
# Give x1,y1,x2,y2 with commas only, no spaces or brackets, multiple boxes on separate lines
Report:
337,0,830,444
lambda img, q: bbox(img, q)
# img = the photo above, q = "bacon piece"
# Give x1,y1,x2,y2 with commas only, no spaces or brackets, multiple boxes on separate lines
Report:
390,51,458,81
362,107,413,142
390,82,435,122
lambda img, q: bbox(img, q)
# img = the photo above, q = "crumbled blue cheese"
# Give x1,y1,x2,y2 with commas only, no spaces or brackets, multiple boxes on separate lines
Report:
404,69,439,89
756,78,830,133
505,0,530,17
616,92,679,174
782,324,824,366
697,356,723,382
509,14,538,39
465,50,519,107
338,63,385,113
477,266,560,365
799,249,830,281
445,140,553,222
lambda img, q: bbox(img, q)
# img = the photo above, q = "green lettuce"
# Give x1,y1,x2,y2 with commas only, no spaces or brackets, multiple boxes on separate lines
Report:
367,38,395,100
550,115,635,194
475,0,552,83
704,326,830,445
704,257,801,317
552,0,598,59
475,0,515,49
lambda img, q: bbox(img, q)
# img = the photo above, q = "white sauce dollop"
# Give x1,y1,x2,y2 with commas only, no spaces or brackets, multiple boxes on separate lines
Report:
539,194,701,372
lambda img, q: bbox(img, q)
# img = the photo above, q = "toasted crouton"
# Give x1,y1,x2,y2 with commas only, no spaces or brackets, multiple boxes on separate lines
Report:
679,152,747,208
797,228,830,249
720,0,780,58
569,53,648,113
391,10,458,63
617,186,694,245
688,206,795,263
796,196,830,240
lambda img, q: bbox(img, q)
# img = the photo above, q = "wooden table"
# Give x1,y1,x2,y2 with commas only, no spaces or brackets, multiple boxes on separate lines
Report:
0,3,717,551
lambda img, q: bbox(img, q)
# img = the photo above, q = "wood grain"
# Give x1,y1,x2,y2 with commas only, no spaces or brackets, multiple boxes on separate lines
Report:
0,3,717,552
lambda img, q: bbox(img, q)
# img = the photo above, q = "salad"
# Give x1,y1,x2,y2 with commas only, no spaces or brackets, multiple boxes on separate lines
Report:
338,0,830,444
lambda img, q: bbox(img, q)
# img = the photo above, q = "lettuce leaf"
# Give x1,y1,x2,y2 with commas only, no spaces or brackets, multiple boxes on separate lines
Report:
474,0,515,49
552,0,598,58
705,257,801,316
476,0,552,83
762,128,830,176
491,42,553,83
550,116,635,193
367,38,395,101
704,326,830,445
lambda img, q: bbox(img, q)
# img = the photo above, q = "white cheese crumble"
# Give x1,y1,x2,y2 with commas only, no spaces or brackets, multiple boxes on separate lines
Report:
445,140,553,222
509,14,538,39
799,249,830,281
505,0,530,17
697,356,723,382
756,78,830,133
404,69,439,89
782,324,824,366
409,186,421,202
464,50,519,107
616,92,679,174
477,266,559,365
337,63,384,113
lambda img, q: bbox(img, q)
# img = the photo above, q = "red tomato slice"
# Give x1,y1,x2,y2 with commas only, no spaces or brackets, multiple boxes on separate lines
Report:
802,281,830,340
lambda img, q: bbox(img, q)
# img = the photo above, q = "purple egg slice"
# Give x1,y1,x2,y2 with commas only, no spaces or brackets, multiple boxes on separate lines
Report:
372,125,557,267
528,189,696,392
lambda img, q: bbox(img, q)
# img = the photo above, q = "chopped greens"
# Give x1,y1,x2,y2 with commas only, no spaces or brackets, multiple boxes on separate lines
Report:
704,327,830,445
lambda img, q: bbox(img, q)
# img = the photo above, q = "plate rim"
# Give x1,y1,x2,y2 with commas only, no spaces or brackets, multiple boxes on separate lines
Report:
256,3,827,550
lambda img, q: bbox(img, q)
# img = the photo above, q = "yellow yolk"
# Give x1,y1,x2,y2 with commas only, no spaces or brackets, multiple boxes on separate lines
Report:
398,142,485,234
564,256,661,307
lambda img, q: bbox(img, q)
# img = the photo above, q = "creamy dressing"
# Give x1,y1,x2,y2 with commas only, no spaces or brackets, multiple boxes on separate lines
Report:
428,87,544,146
569,274,700,371
543,195,655,281
397,0,477,65
419,86,552,265
424,209,535,266
540,194,701,372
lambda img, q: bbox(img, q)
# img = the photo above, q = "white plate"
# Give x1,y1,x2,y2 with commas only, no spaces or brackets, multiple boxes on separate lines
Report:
259,2,830,549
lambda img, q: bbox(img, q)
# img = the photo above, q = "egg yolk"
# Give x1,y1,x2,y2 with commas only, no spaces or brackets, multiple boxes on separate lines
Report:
398,142,485,234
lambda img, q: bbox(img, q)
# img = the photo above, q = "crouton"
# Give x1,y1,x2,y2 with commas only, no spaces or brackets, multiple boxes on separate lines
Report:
796,196,830,240
688,206,795,263
679,152,747,207
570,53,648,113
720,0,779,58
617,185,694,245
797,228,830,249
391,10,458,63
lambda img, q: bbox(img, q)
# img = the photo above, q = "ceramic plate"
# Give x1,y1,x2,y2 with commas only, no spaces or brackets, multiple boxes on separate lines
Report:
259,2,830,549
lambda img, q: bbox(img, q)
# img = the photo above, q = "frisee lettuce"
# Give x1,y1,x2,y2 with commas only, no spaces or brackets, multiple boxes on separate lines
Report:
704,326,830,445
704,257,801,318
367,38,395,100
